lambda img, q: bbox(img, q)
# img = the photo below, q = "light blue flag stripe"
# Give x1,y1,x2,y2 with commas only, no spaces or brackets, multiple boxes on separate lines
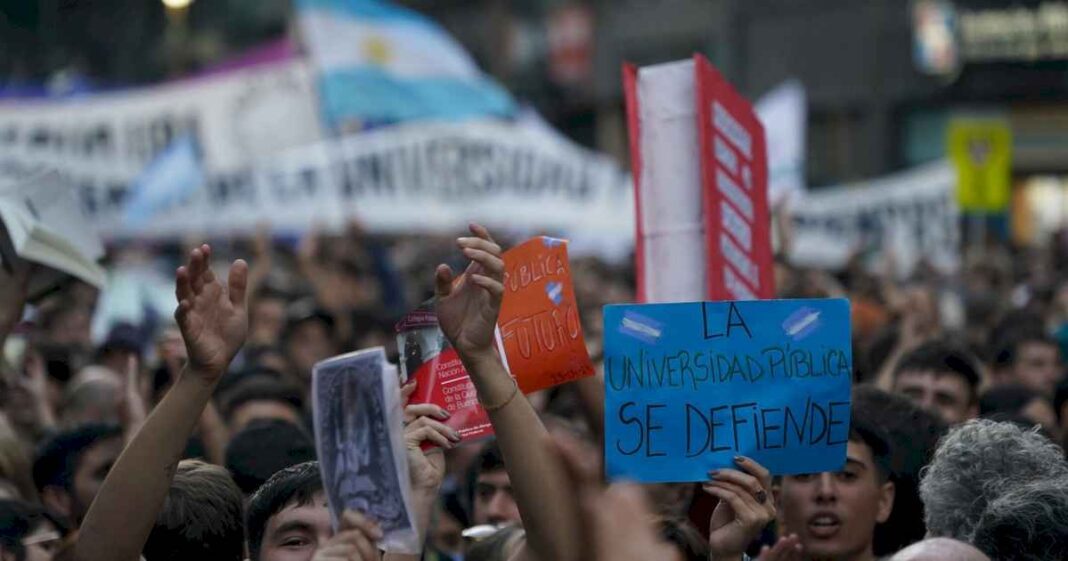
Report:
123,134,205,228
318,67,515,123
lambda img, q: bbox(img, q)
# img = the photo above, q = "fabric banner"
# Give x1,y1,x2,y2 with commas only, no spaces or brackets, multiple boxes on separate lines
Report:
0,120,632,240
0,59,324,177
788,160,959,277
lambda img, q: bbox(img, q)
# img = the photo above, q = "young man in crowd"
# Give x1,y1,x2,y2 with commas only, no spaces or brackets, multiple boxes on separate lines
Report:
32,423,122,527
990,323,1063,398
219,375,305,433
774,411,896,561
890,339,981,425
468,442,521,527
246,461,382,561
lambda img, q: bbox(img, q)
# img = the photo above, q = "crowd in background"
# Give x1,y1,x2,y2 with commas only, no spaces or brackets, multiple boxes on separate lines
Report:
1,219,1068,561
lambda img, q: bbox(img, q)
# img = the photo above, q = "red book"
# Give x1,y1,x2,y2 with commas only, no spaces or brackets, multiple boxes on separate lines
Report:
499,236,595,394
397,237,594,447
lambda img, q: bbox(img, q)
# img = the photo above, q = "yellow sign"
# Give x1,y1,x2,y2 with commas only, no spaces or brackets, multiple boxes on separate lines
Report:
948,119,1012,212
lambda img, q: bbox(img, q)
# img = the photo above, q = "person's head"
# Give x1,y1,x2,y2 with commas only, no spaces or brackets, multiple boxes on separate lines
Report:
852,386,948,556
0,500,67,561
225,419,316,496
970,478,1068,561
778,405,895,561
979,384,1059,438
219,376,305,433
991,323,1062,397
892,339,981,425
281,307,336,383
469,442,520,526
32,424,123,526
94,323,143,378
888,538,990,561
464,525,525,561
143,460,244,561
919,419,1068,542
246,461,327,561
249,287,290,347
58,367,121,429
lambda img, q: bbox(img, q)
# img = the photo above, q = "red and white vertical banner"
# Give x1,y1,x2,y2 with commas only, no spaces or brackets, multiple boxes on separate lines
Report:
624,54,773,304
695,56,774,301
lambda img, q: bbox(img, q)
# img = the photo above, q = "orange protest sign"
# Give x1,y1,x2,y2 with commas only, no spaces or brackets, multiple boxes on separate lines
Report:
499,237,595,393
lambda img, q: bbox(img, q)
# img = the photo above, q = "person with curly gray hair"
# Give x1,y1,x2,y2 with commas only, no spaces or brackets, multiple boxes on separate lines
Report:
918,419,1068,542
970,478,1068,561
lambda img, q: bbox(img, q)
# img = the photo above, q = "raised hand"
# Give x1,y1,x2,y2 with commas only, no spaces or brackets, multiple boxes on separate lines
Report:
312,510,383,561
400,381,455,492
174,244,248,380
704,456,777,558
433,224,505,360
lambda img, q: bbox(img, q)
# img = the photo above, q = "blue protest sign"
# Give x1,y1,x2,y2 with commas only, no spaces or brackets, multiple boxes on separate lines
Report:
603,299,852,482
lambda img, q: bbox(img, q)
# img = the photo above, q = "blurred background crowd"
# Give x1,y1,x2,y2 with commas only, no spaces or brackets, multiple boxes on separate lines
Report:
4,0,1068,560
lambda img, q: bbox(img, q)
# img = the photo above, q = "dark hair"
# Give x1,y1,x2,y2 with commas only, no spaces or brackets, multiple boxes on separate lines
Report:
246,461,323,561
143,460,244,561
853,385,949,556
991,317,1056,369
225,419,316,495
465,440,505,520
847,399,894,484
658,517,710,561
219,376,305,423
894,338,982,400
980,384,1044,417
33,423,122,492
0,500,67,561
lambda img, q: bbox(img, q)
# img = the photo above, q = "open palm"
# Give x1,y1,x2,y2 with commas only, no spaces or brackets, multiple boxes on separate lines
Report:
434,224,505,358
174,244,249,381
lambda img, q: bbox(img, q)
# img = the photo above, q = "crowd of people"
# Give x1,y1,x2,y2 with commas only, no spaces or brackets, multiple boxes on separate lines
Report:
1,221,1067,561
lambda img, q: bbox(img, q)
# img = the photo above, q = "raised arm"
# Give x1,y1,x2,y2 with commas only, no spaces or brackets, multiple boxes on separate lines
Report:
433,224,582,561
74,245,248,561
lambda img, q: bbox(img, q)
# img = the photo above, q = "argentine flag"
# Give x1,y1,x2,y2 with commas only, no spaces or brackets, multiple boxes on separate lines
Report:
297,0,516,126
123,134,204,229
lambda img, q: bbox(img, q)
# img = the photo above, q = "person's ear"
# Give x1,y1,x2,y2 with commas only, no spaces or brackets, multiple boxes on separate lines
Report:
876,480,895,524
40,485,72,519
